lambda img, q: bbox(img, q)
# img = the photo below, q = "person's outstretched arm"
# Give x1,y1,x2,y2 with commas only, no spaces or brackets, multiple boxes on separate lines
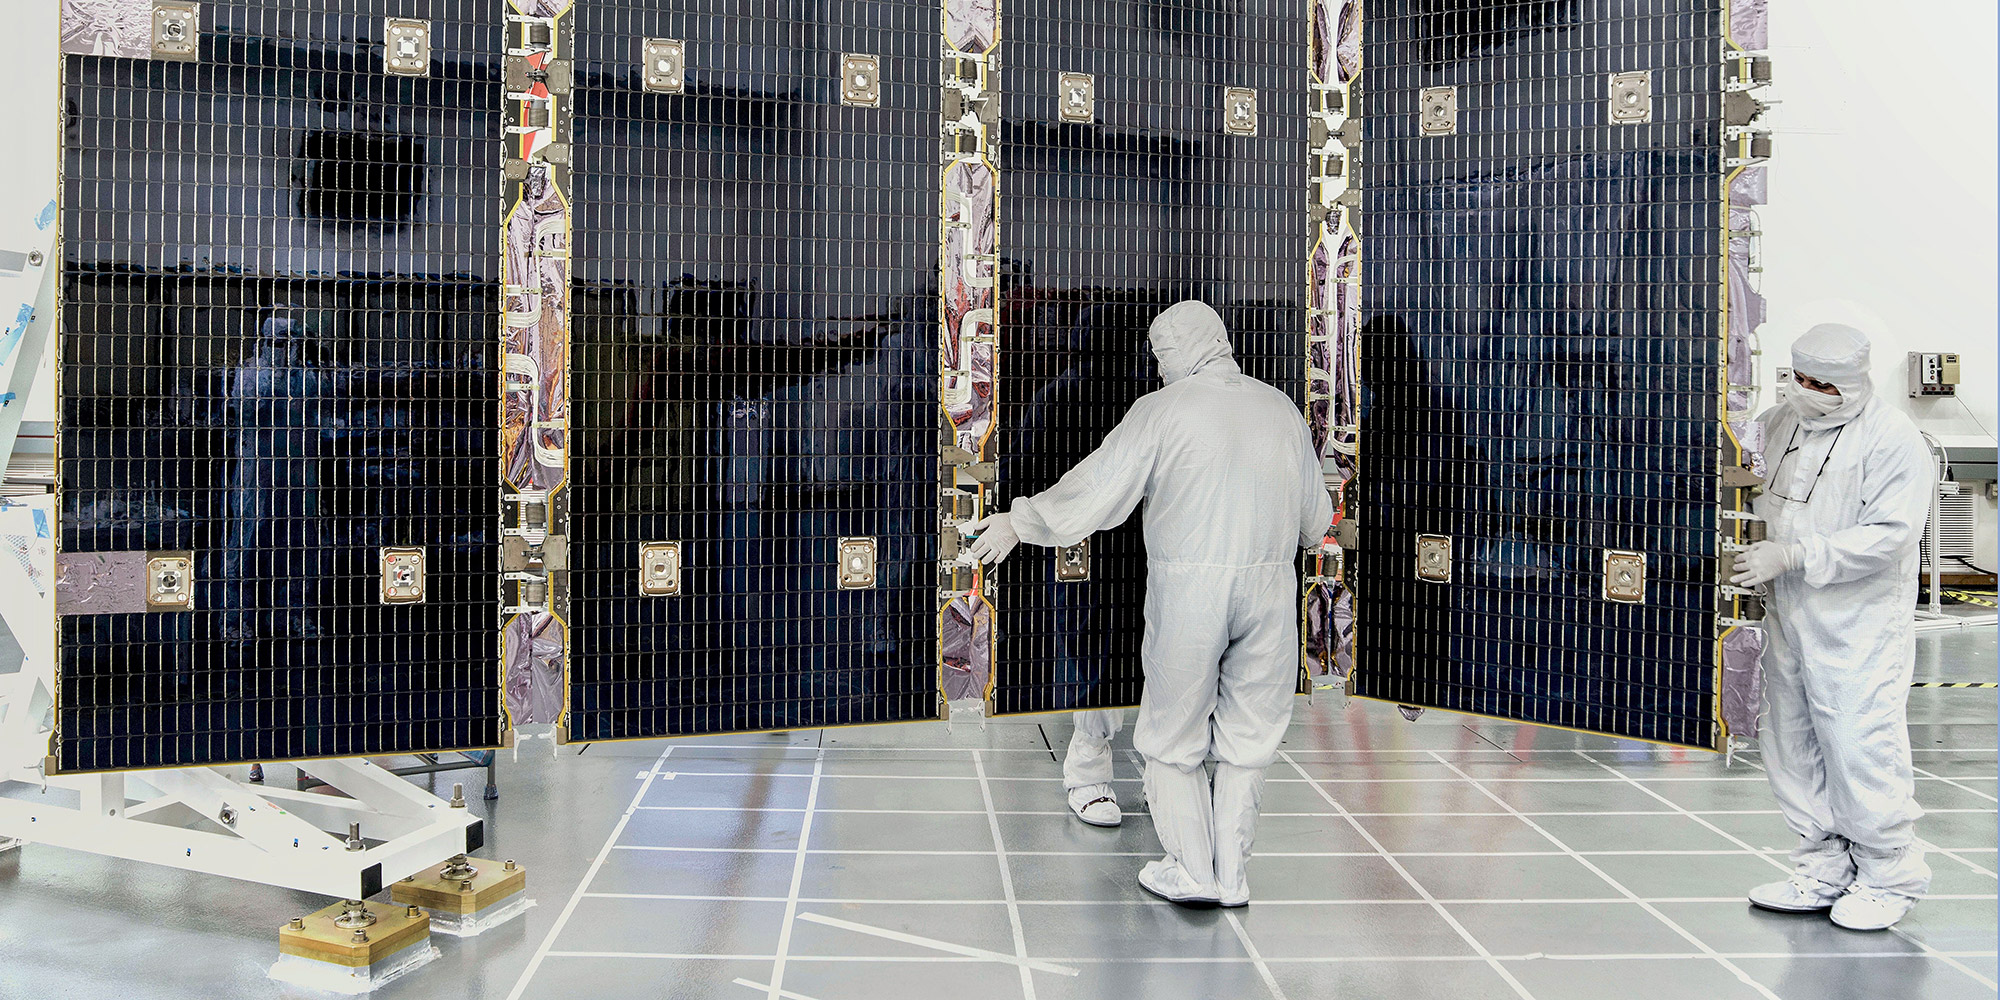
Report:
1010,399,1163,548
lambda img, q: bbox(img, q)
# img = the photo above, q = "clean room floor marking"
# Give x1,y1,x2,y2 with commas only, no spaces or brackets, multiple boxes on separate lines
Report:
1278,750,1539,1000
631,804,1996,819
792,911,1079,976
504,745,675,1000
531,949,1999,963
732,978,823,1000
1226,910,1291,1000
602,844,1999,860
651,768,1997,784
1911,764,1999,803
1713,752,2000,879
1430,751,1784,1000
763,749,827,1000
1573,749,2000,992
572,892,2000,906
1914,837,2000,879
974,749,1046,1000
506,729,1995,998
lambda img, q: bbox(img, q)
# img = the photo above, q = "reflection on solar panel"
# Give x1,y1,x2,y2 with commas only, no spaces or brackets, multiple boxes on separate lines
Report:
990,0,1308,716
563,0,942,739
1347,0,1769,749
55,0,505,771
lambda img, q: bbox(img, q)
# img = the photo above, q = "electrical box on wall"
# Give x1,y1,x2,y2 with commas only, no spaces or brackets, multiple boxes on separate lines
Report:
1908,352,1961,397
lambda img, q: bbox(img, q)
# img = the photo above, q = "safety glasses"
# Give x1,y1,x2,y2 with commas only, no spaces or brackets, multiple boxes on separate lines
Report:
1766,423,1847,505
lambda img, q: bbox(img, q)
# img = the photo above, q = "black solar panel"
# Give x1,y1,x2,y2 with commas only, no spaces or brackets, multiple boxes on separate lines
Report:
49,0,1749,760
563,0,942,739
1347,0,1730,748
55,1,504,771
990,0,1308,716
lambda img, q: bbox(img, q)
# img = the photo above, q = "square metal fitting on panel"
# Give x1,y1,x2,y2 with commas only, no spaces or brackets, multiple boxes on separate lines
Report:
1419,86,1458,136
1603,549,1647,603
1058,72,1094,124
1223,87,1259,136
1055,539,1091,582
838,537,878,590
145,551,194,611
1415,534,1452,584
152,2,199,61
1609,71,1652,124
841,54,881,108
384,19,431,77
380,547,427,604
638,541,682,597
643,38,685,94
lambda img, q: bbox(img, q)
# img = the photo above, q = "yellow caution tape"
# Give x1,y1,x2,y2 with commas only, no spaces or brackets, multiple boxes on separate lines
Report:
1944,591,1999,609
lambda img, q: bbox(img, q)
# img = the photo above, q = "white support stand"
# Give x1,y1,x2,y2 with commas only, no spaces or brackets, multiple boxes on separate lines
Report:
1915,438,2000,633
0,755,484,899
0,288,477,902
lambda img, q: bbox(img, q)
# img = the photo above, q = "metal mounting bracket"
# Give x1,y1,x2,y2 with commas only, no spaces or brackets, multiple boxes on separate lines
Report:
838,537,878,590
380,547,427,604
643,38,686,94
1603,549,1647,603
1416,534,1451,583
1223,87,1259,136
384,19,431,77
1056,539,1091,582
1059,72,1094,124
638,541,682,597
842,53,881,107
152,2,199,61
1609,71,1651,124
1419,86,1457,136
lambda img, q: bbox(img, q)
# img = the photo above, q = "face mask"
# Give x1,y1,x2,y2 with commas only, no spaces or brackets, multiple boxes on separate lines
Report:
1787,386,1842,417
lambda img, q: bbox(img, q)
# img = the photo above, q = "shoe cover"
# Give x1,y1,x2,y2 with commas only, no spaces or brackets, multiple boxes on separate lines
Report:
1211,762,1266,906
1831,885,1919,931
1138,857,1220,907
1143,757,1216,887
1068,783,1122,827
1748,873,1845,913
1850,842,1931,897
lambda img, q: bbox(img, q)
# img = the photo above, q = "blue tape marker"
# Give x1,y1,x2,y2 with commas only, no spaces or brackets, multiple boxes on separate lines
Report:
32,509,50,538
35,200,56,231
0,302,33,363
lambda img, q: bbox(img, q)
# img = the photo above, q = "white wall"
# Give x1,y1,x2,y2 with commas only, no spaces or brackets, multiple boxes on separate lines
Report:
1757,0,2000,566
0,1,59,425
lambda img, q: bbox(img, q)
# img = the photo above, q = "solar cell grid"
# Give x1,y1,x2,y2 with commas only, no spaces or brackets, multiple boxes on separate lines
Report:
56,0,505,771
1348,0,1728,748
564,0,942,739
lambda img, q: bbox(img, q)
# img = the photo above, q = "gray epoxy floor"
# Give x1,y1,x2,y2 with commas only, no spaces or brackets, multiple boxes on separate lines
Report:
1,624,1994,1000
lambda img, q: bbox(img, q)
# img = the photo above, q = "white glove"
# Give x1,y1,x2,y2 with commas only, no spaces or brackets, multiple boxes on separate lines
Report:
1730,540,1798,588
960,512,1020,566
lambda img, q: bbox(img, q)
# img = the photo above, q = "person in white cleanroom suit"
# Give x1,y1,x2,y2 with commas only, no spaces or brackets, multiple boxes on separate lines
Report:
1732,323,1935,931
963,301,1333,906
